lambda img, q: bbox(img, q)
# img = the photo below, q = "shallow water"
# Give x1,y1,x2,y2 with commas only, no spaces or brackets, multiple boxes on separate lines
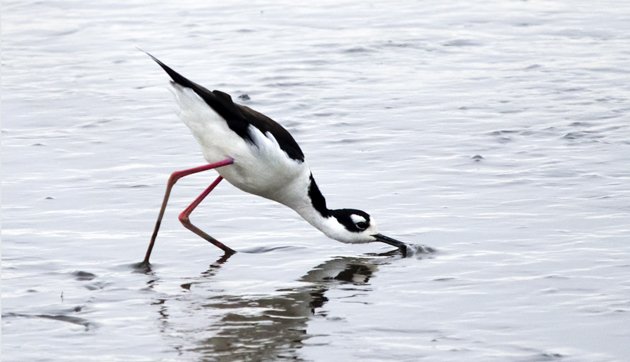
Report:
3,1,630,361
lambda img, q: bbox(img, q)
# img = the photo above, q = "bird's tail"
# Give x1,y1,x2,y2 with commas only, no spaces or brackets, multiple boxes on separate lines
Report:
139,48,200,90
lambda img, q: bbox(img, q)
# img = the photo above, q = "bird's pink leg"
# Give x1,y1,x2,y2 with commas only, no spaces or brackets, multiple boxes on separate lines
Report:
178,175,235,255
143,158,233,264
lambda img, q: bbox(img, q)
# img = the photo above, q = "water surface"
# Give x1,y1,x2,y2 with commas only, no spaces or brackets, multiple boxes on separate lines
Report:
3,1,630,361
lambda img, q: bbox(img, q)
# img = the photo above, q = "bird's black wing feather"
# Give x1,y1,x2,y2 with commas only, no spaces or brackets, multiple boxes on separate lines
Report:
146,53,305,162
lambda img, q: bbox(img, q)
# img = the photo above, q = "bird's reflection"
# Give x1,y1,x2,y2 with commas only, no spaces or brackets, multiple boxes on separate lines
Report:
148,250,404,361
197,254,385,361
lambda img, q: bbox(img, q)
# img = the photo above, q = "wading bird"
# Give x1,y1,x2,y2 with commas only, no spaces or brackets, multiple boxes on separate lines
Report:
142,54,409,264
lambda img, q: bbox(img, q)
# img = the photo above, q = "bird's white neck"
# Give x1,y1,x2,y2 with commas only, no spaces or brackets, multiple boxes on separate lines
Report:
270,170,347,242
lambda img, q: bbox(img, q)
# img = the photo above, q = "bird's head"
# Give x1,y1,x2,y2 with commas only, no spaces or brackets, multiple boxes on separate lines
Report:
325,209,408,254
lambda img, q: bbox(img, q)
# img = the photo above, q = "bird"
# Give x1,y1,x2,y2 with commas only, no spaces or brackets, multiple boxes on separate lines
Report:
141,53,410,264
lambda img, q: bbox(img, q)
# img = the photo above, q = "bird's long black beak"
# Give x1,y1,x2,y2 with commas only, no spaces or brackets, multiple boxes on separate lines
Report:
373,234,408,257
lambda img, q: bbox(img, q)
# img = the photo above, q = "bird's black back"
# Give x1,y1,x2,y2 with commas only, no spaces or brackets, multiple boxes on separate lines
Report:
147,53,305,162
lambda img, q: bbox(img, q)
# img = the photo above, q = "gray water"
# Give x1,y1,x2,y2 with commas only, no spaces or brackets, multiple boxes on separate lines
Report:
3,1,630,361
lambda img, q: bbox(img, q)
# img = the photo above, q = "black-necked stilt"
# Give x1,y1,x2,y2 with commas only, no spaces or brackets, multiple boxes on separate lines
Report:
142,53,409,264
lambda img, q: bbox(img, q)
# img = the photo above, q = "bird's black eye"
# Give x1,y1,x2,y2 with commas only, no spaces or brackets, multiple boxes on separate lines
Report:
356,221,369,230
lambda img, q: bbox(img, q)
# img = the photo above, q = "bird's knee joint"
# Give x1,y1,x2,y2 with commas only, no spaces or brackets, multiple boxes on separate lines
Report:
178,212,190,225
169,173,180,185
